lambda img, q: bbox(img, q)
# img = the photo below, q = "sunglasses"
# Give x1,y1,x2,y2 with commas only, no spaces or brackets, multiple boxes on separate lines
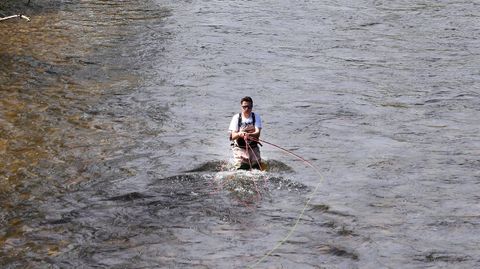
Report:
241,105,252,109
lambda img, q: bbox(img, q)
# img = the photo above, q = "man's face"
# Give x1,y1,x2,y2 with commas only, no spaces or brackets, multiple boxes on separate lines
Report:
241,101,252,111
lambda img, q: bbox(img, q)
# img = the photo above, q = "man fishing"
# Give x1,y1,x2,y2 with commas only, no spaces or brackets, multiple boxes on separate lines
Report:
229,96,263,170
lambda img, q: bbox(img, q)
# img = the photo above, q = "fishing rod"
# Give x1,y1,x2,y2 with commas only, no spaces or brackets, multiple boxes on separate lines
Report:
250,136,320,174
244,135,326,268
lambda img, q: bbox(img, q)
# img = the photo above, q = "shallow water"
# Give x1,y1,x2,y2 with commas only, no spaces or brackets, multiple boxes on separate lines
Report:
1,0,479,268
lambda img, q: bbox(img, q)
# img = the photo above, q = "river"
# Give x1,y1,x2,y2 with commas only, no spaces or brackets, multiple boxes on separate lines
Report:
1,0,479,268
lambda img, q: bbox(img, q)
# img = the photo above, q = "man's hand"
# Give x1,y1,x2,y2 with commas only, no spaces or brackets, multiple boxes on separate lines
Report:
242,126,255,133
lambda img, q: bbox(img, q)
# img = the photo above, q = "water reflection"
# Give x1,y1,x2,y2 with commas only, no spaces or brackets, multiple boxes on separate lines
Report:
1,0,171,265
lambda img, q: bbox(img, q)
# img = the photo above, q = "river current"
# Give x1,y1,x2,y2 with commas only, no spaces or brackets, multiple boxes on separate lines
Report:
1,0,479,268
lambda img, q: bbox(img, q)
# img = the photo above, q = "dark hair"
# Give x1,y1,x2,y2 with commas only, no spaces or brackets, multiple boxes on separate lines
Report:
240,96,253,105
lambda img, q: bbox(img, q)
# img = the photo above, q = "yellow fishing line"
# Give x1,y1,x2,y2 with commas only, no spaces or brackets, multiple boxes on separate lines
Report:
246,138,326,268
248,174,324,268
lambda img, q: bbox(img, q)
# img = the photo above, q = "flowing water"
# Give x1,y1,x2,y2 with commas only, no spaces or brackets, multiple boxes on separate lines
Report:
1,0,479,268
